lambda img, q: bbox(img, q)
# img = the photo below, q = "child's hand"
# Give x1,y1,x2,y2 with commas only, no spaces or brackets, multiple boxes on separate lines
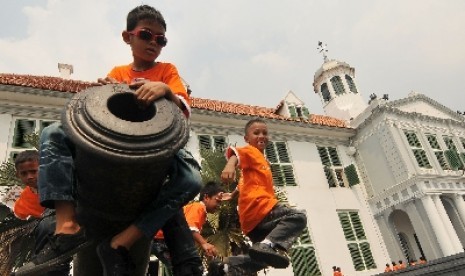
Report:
97,76,119,85
201,243,218,257
221,165,236,183
219,192,233,201
130,81,170,107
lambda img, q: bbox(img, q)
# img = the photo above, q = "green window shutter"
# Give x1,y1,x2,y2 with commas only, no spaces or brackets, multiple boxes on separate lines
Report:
443,136,457,150
345,164,360,186
349,212,366,240
289,105,297,118
338,213,356,241
435,151,450,170
460,153,465,166
348,243,365,271
328,147,341,166
271,164,284,186
445,149,463,170
265,143,278,163
404,132,421,147
198,135,212,150
345,75,358,93
360,242,377,269
282,165,296,186
413,149,432,168
330,76,345,95
13,119,36,148
317,147,331,166
291,247,322,276
276,142,290,162
213,136,226,150
427,135,440,149
302,107,310,118
324,166,337,188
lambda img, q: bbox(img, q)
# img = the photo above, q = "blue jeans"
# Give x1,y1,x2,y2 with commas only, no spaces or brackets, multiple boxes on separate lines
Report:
39,122,201,236
35,210,71,276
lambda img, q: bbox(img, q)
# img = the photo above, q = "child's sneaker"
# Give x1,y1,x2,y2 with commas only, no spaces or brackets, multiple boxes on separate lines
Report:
14,228,89,276
249,242,289,268
96,239,135,276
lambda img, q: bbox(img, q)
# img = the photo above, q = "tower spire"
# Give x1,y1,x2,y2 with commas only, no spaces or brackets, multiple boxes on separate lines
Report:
317,41,329,62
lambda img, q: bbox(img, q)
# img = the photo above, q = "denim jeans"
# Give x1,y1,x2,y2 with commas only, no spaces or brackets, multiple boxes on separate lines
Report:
39,122,201,234
38,122,203,273
35,210,71,276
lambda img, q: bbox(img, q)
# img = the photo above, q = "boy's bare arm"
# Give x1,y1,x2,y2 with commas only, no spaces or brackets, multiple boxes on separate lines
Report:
192,232,217,257
221,155,238,183
130,81,183,109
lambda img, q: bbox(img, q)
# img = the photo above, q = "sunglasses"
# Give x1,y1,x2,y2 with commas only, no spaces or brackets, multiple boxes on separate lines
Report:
129,29,168,47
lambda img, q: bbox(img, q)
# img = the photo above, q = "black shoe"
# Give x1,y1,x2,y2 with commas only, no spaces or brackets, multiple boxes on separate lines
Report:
207,259,225,276
249,243,289,268
14,228,89,276
96,239,135,276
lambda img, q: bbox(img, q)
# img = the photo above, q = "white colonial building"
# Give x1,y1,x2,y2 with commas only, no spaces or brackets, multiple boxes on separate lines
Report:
1,54,464,276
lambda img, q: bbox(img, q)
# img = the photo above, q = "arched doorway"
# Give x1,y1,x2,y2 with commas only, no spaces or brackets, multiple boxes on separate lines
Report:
389,209,424,262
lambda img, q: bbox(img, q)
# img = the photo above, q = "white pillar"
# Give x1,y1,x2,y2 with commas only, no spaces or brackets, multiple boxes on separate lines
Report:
452,194,465,230
421,194,455,256
432,194,462,253
376,213,403,261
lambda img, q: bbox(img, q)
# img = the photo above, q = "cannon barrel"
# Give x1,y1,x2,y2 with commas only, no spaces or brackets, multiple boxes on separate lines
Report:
61,84,189,275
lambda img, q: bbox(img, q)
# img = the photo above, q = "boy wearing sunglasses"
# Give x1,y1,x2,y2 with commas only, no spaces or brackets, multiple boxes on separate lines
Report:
15,5,203,276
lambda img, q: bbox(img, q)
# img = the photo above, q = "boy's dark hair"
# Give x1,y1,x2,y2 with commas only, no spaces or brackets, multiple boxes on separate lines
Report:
244,118,266,134
14,150,39,169
127,5,167,31
199,182,224,201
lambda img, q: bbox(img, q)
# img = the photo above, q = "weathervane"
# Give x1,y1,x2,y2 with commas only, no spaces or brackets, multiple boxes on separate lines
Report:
317,41,329,62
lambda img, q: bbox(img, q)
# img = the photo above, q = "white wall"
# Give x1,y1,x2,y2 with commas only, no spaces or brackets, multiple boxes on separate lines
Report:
0,113,13,162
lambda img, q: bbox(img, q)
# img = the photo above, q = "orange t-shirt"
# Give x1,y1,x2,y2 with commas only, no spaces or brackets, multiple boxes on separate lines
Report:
154,201,207,240
107,62,190,106
227,145,278,235
13,186,45,220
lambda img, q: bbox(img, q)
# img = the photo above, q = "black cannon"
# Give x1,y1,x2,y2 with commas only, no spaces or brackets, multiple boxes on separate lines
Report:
61,84,189,275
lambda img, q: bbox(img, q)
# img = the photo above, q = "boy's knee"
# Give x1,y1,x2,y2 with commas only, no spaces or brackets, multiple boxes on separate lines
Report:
40,122,64,144
294,209,308,228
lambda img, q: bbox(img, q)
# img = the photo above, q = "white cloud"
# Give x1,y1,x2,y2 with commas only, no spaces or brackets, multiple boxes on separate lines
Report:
1,0,465,114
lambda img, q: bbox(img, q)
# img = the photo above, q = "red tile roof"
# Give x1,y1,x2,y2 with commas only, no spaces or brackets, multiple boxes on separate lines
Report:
0,73,347,128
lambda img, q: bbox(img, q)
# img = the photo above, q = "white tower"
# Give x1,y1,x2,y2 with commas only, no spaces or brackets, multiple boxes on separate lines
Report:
313,42,367,123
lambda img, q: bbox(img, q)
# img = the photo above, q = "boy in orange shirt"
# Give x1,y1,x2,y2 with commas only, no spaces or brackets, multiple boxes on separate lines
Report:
209,118,307,275
16,5,202,276
152,182,224,268
13,150,70,276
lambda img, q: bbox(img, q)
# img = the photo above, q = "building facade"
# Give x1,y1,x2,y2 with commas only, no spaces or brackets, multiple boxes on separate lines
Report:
1,55,464,276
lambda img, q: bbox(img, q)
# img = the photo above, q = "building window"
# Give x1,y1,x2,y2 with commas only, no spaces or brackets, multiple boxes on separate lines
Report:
443,136,464,170
320,83,331,102
330,76,345,95
317,146,345,188
265,141,296,187
404,131,432,169
345,75,358,93
426,134,450,170
289,105,310,119
291,228,322,276
9,118,56,158
338,211,377,271
198,135,227,151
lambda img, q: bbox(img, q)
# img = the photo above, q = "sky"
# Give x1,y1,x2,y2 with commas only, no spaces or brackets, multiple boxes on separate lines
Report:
1,0,464,115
